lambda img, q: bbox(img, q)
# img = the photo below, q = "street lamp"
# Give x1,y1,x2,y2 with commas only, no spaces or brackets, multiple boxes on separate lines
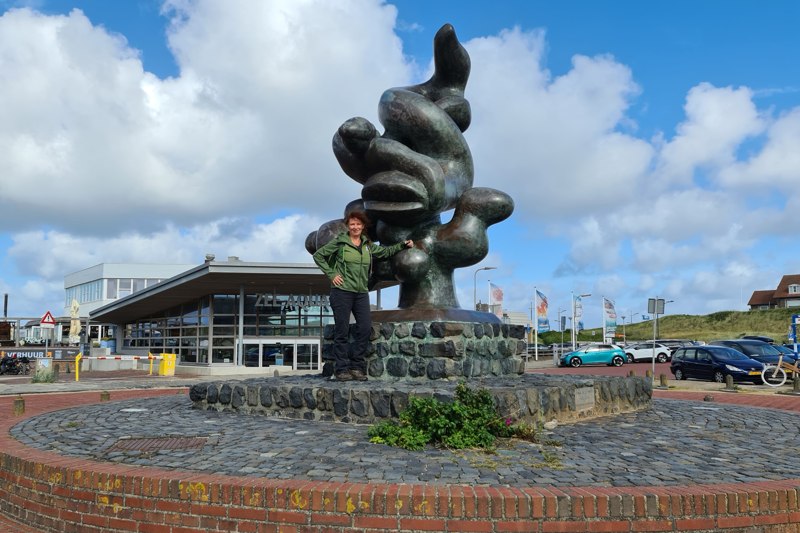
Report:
571,292,592,350
473,266,496,310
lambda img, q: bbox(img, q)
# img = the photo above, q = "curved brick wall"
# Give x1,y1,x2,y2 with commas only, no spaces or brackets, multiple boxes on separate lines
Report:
1,390,800,532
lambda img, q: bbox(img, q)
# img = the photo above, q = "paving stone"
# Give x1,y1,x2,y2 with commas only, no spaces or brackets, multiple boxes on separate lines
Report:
8,396,800,487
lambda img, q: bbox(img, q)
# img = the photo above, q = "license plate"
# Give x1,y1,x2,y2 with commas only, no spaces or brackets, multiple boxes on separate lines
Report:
748,371,761,375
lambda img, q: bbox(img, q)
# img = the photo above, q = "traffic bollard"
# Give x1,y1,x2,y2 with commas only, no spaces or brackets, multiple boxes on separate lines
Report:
13,395,24,416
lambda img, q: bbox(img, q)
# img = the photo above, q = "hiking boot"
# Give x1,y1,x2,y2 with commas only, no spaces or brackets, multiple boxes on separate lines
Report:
334,370,353,381
349,369,368,381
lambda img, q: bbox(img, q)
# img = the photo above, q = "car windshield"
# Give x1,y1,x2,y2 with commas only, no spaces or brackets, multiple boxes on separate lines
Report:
707,346,749,360
743,343,781,356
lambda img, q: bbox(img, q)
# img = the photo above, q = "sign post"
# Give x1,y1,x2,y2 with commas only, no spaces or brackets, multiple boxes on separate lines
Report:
40,311,56,356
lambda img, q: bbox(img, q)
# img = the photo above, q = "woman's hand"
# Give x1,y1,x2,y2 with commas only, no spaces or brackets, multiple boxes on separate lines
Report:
405,240,414,248
332,274,344,287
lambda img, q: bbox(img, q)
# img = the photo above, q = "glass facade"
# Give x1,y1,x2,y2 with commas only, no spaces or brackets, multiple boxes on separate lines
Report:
66,278,163,306
122,292,334,367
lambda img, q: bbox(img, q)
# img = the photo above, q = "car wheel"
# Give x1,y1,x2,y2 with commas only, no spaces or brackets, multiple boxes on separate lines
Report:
656,353,668,363
611,355,624,367
626,353,634,363
674,368,685,380
713,370,725,383
569,357,582,368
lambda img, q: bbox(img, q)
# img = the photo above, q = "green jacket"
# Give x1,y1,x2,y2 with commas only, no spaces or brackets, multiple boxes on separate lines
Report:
313,232,405,293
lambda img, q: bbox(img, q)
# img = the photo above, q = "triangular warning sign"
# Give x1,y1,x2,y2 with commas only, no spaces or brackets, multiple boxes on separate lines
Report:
41,311,56,325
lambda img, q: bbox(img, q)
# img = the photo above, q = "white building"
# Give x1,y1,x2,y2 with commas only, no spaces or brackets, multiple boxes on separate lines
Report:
64,263,195,316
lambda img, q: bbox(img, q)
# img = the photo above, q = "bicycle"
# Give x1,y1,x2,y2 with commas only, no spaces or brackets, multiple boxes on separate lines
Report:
761,354,800,387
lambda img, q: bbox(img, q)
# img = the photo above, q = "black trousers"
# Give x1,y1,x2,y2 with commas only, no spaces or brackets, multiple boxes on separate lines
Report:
329,288,371,372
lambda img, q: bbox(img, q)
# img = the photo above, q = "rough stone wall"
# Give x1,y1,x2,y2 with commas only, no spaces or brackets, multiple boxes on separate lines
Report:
189,374,652,425
322,320,527,380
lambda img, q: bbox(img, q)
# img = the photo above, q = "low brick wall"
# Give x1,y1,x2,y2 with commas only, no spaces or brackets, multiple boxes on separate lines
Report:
1,391,800,532
189,374,652,424
322,320,527,380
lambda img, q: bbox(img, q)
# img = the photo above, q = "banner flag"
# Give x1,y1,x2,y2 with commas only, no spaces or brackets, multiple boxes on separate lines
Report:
490,283,503,318
536,290,549,333
574,295,584,331
603,297,618,339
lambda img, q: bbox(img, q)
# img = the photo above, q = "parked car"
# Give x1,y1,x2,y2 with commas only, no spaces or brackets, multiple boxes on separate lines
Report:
558,343,626,368
775,344,799,358
624,342,672,363
656,339,695,354
549,342,575,353
670,345,764,383
708,339,797,368
741,335,775,344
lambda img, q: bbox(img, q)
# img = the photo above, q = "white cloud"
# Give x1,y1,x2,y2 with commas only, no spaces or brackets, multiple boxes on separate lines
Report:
0,1,412,236
654,83,765,187
464,28,653,220
1,1,800,324
719,107,800,192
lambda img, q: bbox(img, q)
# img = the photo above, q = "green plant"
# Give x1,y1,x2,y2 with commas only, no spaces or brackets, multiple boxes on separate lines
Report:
31,365,57,383
368,382,537,451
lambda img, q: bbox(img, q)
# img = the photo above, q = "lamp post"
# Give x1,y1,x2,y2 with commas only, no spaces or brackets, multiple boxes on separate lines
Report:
473,266,496,310
571,292,592,350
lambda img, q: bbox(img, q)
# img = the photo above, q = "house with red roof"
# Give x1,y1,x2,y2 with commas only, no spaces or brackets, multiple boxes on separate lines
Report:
748,275,800,310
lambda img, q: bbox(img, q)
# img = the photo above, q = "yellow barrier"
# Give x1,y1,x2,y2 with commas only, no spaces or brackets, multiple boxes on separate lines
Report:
158,353,176,376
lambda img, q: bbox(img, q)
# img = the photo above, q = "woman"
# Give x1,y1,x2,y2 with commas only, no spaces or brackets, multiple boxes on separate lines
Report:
313,212,413,381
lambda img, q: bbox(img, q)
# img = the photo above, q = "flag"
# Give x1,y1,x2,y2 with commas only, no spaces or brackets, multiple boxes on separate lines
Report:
490,283,503,303
603,297,617,339
490,283,503,317
574,295,584,331
535,290,548,316
603,298,617,329
536,290,549,333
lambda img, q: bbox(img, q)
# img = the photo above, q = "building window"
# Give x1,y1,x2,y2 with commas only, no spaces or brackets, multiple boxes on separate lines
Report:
789,284,800,295
118,279,132,299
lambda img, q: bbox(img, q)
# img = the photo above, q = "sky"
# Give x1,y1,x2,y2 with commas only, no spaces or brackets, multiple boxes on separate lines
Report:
1,0,799,328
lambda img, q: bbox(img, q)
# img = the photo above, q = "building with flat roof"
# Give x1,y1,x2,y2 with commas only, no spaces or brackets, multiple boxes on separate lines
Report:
86,257,399,375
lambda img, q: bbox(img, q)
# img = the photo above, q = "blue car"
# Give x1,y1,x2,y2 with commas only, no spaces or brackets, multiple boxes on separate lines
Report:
670,345,764,383
559,344,626,368
709,339,798,368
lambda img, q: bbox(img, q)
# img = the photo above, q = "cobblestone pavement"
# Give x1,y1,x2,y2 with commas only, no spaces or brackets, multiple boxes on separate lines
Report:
10,392,800,488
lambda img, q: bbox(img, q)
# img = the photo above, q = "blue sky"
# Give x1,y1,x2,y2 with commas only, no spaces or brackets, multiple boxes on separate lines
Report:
1,0,799,327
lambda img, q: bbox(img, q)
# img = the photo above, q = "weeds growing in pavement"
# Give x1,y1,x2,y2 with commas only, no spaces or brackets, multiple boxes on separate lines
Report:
31,365,57,383
367,382,538,451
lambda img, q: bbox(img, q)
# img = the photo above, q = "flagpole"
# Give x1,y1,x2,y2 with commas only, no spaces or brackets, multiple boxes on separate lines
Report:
488,280,492,312
534,288,539,362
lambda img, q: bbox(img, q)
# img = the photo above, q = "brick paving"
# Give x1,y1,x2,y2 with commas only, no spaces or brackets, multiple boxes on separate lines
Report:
5,380,800,488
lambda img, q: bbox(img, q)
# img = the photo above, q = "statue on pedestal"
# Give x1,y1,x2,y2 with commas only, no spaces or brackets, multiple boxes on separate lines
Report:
306,24,513,322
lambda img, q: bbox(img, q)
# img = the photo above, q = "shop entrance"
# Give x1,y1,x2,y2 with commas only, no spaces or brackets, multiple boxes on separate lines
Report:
241,338,321,371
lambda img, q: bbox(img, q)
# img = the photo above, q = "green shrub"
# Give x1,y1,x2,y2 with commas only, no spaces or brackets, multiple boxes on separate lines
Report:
31,365,57,383
368,382,536,451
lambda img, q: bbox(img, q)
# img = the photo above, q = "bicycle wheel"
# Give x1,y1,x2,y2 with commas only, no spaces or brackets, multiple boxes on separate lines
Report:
762,365,787,387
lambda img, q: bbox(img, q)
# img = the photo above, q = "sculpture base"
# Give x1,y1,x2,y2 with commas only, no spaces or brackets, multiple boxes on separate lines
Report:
189,374,653,425
322,317,525,381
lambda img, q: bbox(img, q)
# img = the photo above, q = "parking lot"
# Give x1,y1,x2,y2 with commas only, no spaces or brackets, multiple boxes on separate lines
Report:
525,356,795,393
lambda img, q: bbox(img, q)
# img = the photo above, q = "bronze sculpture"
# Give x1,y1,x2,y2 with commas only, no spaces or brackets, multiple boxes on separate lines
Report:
306,24,513,321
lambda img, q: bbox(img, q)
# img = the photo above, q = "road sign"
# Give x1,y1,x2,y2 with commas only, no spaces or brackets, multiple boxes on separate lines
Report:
40,311,56,328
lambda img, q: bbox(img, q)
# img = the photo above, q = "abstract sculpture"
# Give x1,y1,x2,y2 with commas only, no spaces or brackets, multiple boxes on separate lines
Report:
306,24,513,321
